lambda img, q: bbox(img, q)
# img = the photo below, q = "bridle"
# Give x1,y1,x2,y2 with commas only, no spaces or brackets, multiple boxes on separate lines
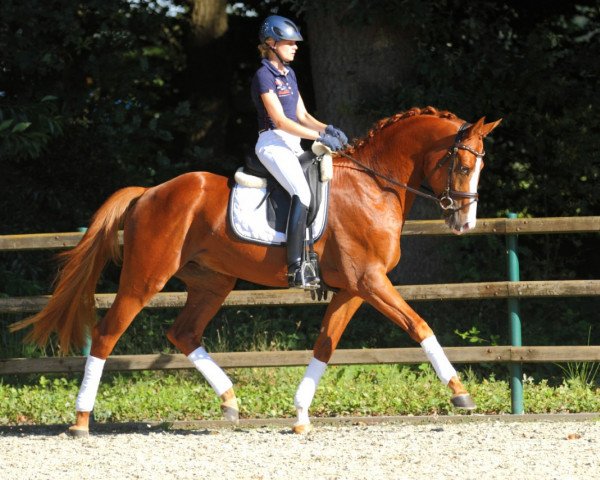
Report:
337,122,485,213
430,122,485,212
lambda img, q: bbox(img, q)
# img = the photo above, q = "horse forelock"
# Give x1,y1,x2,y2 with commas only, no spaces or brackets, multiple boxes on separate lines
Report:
344,106,459,156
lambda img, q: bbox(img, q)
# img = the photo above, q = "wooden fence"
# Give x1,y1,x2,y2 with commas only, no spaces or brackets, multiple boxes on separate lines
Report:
1,216,599,377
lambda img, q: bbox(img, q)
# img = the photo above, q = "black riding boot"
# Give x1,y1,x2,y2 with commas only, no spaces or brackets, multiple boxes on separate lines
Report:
286,195,319,288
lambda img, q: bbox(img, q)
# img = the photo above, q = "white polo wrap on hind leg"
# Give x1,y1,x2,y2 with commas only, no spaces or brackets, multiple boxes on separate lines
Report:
294,357,327,424
188,346,233,396
76,356,106,412
420,335,457,385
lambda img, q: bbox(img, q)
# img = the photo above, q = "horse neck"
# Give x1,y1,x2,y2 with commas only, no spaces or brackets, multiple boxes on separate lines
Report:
348,118,431,190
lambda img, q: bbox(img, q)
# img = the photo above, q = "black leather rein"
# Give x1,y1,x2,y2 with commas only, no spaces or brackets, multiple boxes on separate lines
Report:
337,122,485,213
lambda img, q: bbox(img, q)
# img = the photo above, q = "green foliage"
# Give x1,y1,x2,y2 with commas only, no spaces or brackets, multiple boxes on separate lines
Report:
1,365,599,425
0,95,63,159
455,326,500,346
556,327,600,386
0,0,199,232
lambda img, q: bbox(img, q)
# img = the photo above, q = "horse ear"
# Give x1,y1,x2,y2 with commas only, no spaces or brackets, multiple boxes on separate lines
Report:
469,117,486,135
468,117,502,138
479,118,502,138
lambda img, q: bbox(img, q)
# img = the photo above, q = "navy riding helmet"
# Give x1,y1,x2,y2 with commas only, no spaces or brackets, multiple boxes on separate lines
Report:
259,15,303,43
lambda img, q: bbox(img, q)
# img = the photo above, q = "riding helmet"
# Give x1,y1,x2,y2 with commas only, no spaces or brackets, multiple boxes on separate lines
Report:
259,15,303,43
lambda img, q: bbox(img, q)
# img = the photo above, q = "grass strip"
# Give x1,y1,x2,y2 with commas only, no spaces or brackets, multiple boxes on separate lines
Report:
1,365,599,425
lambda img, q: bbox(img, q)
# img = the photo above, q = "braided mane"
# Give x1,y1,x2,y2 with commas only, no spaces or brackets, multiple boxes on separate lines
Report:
345,106,458,155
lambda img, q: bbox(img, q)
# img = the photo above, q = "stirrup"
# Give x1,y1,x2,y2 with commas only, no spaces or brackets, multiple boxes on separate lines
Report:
288,261,320,290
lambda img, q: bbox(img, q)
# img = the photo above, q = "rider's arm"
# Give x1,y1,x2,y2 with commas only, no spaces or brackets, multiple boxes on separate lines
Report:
260,91,321,140
296,95,327,133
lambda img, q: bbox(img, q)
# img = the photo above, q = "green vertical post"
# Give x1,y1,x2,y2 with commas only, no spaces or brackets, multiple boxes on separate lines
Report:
506,212,524,414
77,227,92,357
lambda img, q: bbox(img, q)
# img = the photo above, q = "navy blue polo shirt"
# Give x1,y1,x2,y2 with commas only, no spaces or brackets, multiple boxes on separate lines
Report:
251,59,299,131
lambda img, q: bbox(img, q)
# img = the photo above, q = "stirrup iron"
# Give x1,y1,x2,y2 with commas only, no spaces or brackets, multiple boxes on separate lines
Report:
288,260,320,290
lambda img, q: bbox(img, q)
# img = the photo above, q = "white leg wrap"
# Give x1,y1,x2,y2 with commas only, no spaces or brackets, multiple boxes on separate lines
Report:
294,357,327,412
75,356,106,412
420,335,457,385
188,346,233,396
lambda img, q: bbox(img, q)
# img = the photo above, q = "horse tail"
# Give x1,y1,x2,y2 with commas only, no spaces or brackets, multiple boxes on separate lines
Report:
9,186,147,355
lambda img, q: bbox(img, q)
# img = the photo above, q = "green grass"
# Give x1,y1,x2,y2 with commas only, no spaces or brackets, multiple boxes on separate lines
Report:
1,365,599,425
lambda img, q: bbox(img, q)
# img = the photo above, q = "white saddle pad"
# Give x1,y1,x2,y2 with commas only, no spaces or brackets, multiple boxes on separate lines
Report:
229,182,329,246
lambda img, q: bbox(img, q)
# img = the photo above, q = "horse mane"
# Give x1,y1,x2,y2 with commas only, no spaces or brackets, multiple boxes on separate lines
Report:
344,106,459,155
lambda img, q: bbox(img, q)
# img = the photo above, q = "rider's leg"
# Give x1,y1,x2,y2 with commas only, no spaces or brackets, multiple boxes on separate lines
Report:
256,131,316,287
285,195,318,287
255,130,311,207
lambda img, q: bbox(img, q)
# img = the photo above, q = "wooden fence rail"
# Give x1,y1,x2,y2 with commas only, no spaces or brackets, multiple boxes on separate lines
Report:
1,217,599,251
3,346,600,376
1,280,599,313
1,216,599,377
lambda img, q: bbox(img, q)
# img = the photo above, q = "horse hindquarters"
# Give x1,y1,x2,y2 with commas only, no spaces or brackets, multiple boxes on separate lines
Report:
67,180,201,435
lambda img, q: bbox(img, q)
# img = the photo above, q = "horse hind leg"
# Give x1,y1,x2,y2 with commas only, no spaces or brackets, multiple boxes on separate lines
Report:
166,265,239,423
69,238,185,436
68,290,159,437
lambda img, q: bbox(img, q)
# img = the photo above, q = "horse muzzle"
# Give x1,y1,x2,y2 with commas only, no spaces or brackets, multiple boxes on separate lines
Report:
444,203,478,235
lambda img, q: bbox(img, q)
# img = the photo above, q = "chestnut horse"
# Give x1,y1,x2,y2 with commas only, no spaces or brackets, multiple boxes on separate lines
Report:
11,107,500,435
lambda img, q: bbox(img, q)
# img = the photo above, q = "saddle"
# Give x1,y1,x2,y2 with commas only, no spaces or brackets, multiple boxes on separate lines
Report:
228,143,334,299
235,149,330,232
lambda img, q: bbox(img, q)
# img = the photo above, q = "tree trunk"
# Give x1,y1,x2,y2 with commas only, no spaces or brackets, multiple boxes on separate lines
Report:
191,0,228,47
305,4,454,285
305,6,412,137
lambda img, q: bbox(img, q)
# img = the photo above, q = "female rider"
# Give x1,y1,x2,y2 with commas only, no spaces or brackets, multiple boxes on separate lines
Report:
251,15,348,288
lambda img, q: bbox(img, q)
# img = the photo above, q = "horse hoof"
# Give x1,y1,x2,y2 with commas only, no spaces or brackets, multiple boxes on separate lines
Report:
67,426,89,438
221,406,239,424
221,398,239,424
292,423,312,435
451,393,477,410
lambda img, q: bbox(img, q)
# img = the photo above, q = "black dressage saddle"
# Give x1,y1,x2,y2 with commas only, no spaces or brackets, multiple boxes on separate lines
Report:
239,151,325,233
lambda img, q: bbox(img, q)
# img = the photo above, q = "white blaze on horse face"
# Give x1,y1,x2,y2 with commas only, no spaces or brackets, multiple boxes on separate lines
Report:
455,156,483,233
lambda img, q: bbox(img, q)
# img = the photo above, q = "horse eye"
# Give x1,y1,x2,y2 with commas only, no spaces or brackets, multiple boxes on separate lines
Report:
458,165,470,175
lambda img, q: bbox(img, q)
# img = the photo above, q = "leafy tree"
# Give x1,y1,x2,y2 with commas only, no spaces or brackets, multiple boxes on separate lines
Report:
0,0,198,232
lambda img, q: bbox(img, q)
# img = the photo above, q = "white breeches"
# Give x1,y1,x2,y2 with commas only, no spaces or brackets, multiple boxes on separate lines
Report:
255,129,311,207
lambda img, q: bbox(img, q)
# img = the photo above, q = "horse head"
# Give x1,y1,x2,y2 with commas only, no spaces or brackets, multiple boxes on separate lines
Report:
424,116,502,234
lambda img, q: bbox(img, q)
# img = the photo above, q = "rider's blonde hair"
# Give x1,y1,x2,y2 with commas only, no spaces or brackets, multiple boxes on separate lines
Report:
258,43,271,58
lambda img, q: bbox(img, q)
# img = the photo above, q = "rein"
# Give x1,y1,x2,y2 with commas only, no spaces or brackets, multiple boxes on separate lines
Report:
337,122,485,213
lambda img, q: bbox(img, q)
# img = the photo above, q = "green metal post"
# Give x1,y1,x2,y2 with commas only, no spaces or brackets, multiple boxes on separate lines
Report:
506,213,524,414
77,227,92,357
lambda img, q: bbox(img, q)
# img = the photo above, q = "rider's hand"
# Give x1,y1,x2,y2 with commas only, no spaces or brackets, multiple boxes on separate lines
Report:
317,132,343,151
325,125,349,146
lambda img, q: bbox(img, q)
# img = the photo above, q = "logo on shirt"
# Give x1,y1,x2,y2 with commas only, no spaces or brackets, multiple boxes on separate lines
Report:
275,78,292,97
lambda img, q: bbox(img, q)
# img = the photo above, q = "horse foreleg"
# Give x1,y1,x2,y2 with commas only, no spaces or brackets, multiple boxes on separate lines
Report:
357,271,475,410
293,291,364,434
166,268,239,423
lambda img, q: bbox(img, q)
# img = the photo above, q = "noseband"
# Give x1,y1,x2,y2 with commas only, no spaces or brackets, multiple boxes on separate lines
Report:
338,122,485,213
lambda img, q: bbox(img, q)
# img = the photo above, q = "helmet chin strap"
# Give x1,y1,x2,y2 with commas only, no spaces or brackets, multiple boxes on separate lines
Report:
268,42,289,66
